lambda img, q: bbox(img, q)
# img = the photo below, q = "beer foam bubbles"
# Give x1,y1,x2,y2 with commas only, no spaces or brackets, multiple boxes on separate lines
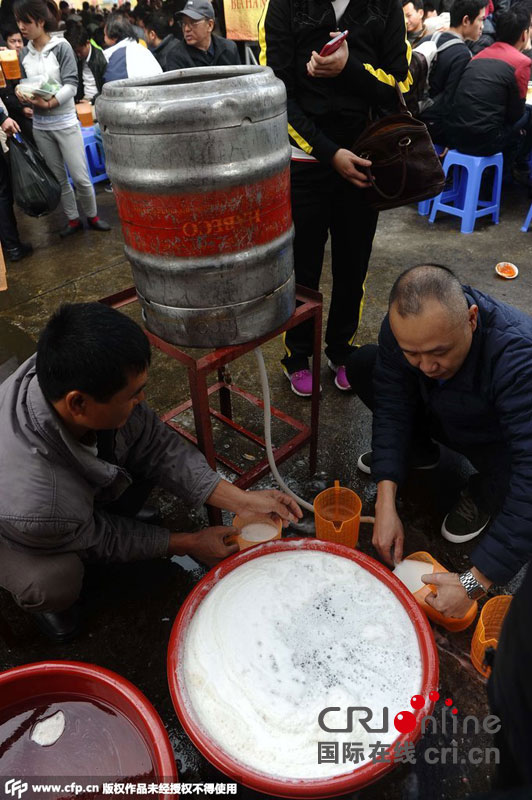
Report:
182,551,422,779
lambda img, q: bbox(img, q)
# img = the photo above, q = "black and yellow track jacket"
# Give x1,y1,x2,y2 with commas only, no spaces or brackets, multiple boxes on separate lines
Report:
259,0,412,165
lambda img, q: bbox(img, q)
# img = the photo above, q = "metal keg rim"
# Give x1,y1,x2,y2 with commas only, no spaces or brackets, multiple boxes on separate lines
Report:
100,64,271,98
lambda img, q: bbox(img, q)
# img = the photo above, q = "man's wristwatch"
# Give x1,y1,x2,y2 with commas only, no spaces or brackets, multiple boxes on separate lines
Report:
459,570,488,600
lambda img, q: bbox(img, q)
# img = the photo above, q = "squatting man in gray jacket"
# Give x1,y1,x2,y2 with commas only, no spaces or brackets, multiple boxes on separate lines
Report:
0,303,301,641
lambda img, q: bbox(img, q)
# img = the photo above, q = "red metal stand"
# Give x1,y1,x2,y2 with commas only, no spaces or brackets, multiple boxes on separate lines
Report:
100,286,322,524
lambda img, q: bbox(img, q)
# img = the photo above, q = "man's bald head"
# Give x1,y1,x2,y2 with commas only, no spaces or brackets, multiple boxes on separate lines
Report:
388,265,478,380
389,264,468,322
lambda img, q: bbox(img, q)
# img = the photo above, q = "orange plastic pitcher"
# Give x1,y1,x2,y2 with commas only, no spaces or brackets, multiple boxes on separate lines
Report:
230,513,282,551
402,551,478,632
314,480,362,548
0,50,21,80
470,594,512,677
76,102,94,127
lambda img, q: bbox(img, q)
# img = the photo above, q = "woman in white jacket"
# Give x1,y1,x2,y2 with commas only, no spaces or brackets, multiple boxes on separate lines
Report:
14,0,110,237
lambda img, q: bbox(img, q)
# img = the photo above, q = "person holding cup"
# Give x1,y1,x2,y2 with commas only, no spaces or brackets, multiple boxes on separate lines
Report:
0,21,35,143
13,0,111,237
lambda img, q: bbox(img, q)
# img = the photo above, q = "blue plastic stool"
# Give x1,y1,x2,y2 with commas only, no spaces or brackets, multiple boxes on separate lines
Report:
418,168,463,216
66,124,108,186
429,150,503,234
418,144,446,215
522,202,532,233
418,198,433,215
81,125,107,184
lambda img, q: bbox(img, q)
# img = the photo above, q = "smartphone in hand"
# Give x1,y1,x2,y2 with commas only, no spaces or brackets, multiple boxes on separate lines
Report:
319,30,349,57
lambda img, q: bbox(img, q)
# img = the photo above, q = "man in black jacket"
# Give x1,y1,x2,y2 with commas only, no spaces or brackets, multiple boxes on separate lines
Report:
419,0,486,144
65,22,107,103
446,5,532,159
346,264,532,618
145,11,180,71
168,0,240,69
259,0,412,397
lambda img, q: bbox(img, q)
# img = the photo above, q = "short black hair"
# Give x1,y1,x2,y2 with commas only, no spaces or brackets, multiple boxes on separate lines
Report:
104,12,137,42
36,303,151,403
64,20,89,48
495,5,531,44
450,0,485,27
389,264,467,319
2,21,22,38
402,0,424,10
145,11,170,39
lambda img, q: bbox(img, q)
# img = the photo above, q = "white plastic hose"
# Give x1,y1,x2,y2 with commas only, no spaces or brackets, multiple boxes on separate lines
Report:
254,347,374,523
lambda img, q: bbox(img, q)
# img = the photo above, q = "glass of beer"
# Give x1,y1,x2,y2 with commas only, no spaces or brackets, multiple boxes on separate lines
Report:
0,50,21,80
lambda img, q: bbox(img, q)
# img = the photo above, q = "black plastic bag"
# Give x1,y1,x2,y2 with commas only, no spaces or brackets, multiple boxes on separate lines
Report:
9,135,61,217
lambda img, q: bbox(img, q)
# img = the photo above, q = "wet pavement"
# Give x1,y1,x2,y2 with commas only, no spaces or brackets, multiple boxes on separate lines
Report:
1,180,531,799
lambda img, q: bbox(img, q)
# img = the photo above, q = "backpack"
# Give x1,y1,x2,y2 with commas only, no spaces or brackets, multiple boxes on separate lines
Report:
407,32,467,116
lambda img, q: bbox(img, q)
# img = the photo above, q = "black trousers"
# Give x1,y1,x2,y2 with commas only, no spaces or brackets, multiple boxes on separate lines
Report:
282,160,379,373
346,343,511,514
0,146,21,251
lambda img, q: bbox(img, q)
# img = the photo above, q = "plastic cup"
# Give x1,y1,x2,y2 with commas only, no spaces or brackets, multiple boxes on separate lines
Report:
231,513,282,550
0,50,21,80
470,594,512,678
314,480,362,548
76,102,94,127
398,551,478,632
0,67,6,89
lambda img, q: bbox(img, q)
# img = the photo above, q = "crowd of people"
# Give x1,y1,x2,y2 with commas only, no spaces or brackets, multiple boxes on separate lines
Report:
408,0,532,181
0,0,531,794
0,0,241,254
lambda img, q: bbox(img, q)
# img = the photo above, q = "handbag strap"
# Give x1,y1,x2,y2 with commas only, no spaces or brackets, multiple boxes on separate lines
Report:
365,139,409,200
394,82,412,116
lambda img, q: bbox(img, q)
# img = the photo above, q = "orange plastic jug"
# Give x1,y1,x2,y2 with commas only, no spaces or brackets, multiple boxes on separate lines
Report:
231,513,282,551
76,102,94,127
314,480,362,548
398,551,478,632
470,594,512,677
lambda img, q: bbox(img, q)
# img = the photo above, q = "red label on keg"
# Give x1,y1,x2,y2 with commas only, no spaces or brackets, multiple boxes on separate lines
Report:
114,170,292,258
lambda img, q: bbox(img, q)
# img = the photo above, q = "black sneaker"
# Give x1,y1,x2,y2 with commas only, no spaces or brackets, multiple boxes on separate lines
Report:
441,488,491,543
32,604,81,643
357,444,440,475
5,242,33,262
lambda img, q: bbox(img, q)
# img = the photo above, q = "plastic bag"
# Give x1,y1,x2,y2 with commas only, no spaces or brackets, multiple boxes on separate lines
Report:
17,74,62,100
9,136,61,217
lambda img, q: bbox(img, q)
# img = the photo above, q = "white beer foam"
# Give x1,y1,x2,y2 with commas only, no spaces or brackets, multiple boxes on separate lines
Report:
182,551,423,779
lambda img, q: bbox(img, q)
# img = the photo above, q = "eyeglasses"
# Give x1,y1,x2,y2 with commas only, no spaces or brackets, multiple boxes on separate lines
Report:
180,18,207,28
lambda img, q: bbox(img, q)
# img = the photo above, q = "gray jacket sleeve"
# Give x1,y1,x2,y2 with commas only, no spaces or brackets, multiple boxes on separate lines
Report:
0,504,169,560
117,404,221,508
54,40,78,105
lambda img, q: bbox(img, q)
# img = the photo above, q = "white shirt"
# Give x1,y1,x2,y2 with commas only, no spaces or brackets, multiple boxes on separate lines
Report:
82,44,98,100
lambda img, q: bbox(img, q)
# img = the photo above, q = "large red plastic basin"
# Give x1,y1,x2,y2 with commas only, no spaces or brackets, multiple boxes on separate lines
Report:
167,538,439,798
0,661,177,781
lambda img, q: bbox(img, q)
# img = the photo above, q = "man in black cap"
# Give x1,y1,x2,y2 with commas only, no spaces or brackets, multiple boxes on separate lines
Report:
167,0,240,69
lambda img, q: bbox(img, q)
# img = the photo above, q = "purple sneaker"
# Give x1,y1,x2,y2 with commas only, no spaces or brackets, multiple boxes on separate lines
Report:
328,360,351,391
284,368,313,397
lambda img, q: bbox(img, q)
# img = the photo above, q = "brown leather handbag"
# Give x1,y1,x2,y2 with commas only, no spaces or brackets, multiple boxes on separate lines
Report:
351,84,445,211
